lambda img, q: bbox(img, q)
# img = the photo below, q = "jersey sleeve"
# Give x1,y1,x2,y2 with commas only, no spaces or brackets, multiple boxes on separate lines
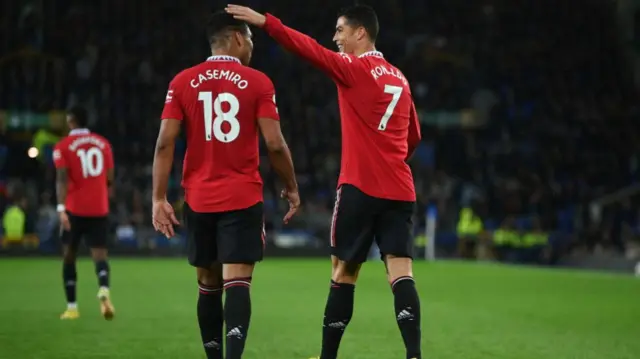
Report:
407,101,422,160
255,74,280,121
263,14,357,87
52,143,67,169
104,141,114,170
161,77,185,120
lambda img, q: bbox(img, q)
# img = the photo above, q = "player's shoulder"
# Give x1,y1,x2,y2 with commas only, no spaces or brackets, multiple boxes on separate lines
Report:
170,61,273,88
54,135,72,149
353,52,409,79
354,51,386,64
336,52,358,64
364,56,405,75
169,63,204,85
366,56,412,90
89,132,111,146
239,66,275,88
53,136,73,162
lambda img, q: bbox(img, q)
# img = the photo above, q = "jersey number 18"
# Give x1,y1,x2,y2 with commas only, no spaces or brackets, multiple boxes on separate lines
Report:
198,91,278,143
198,91,241,143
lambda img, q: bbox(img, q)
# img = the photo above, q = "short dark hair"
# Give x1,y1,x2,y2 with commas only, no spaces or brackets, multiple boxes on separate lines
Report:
67,106,88,127
206,10,250,46
338,5,379,42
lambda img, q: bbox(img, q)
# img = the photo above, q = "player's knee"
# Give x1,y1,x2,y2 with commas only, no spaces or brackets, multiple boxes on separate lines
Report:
222,263,254,280
384,255,413,283
331,260,361,284
197,268,223,288
62,248,77,263
90,248,108,261
331,255,340,271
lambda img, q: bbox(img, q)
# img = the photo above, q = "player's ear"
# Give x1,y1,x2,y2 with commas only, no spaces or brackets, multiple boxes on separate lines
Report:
234,31,244,48
356,26,366,41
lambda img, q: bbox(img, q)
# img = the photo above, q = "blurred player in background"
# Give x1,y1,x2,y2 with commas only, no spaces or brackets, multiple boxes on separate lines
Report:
227,4,423,359
151,11,299,359
53,106,115,321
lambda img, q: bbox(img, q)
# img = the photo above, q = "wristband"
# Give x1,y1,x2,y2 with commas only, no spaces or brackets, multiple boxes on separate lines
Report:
56,204,66,213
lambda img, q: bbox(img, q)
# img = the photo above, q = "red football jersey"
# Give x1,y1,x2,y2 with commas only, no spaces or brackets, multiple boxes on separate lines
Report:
53,129,114,217
264,14,421,202
161,56,280,213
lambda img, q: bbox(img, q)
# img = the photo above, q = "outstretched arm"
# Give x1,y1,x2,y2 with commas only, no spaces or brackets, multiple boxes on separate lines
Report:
226,5,356,86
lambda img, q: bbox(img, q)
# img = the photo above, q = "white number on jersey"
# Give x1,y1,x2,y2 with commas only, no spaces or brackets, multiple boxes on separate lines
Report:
77,147,104,178
198,91,240,143
378,84,403,131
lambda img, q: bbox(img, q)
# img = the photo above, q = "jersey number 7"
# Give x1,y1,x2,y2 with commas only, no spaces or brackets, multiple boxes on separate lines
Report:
378,84,403,131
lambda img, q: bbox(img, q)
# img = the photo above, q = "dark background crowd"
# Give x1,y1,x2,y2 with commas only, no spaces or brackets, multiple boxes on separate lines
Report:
2,0,640,264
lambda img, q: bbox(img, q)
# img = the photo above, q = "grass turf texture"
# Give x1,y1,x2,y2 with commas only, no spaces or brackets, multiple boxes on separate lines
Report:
0,259,638,359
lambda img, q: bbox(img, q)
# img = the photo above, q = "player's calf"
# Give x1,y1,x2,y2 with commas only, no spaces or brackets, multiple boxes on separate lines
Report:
91,248,110,291
385,255,422,359
91,248,114,320
61,245,79,319
320,257,361,359
223,263,254,359
197,264,224,359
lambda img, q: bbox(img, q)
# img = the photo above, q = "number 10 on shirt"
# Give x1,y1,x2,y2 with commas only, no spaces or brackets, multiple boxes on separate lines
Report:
198,91,241,143
77,147,104,178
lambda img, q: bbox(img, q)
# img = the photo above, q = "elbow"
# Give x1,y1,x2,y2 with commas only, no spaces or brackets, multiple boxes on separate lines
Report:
155,140,174,155
409,139,420,152
266,139,286,153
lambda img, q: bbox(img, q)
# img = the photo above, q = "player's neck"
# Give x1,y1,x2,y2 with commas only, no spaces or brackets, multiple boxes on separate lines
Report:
69,128,89,135
211,49,239,60
353,45,376,58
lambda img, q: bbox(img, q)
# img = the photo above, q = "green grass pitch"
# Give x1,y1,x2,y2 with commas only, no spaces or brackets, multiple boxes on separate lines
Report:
0,258,639,359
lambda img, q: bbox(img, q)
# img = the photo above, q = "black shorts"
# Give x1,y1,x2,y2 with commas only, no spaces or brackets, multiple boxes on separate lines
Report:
183,201,265,267
330,184,415,263
60,212,109,250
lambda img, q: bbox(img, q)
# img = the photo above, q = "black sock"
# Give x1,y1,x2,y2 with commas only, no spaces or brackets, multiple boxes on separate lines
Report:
224,277,252,359
63,262,77,305
320,280,355,359
198,282,224,359
391,276,422,359
95,260,110,288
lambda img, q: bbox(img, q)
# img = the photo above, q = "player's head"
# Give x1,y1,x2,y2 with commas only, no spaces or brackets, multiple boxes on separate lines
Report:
206,10,253,65
333,5,379,55
66,106,88,130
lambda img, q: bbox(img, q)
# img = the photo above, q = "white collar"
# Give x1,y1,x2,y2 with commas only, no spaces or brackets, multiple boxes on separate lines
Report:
207,55,241,64
69,128,90,135
358,50,384,59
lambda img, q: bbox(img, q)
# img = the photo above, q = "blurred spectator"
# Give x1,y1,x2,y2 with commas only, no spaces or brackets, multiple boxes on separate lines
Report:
455,205,484,259
1,195,38,248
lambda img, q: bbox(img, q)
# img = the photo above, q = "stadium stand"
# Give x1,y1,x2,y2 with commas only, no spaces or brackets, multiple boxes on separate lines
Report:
2,0,640,263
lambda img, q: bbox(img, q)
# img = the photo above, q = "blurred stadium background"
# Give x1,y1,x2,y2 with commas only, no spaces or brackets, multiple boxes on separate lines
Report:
3,0,640,271
1,1,640,358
